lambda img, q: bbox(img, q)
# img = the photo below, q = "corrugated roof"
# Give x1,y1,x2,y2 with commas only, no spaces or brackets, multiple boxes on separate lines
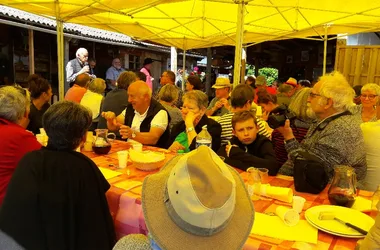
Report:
0,5,204,58
0,5,134,44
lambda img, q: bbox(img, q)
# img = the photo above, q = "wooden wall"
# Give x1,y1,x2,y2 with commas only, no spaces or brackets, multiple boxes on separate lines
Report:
335,40,380,86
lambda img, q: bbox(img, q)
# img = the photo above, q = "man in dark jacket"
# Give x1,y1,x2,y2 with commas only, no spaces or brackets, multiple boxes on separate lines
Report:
218,110,279,175
102,80,170,148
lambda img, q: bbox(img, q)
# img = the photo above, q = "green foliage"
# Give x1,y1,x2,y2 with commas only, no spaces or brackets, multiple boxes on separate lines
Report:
246,64,255,76
258,67,278,85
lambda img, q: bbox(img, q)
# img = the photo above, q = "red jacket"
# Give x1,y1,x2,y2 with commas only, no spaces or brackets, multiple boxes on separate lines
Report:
0,118,41,205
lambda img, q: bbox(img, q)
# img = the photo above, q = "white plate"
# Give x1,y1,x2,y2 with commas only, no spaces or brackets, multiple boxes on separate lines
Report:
305,205,374,238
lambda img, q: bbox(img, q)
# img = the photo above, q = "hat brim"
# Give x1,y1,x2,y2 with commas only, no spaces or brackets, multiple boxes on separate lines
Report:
212,85,232,89
142,155,254,250
285,82,297,86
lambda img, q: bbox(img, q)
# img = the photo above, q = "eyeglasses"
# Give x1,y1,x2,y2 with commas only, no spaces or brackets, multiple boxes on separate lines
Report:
360,94,378,100
309,92,322,98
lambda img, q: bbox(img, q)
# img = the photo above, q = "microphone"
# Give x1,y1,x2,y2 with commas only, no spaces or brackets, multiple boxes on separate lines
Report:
84,62,89,66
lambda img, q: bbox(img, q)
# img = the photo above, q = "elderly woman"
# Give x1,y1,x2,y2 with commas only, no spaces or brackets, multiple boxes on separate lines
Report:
168,90,221,152
185,75,203,91
27,75,53,134
0,86,41,205
0,101,115,250
158,84,182,131
80,78,106,130
271,88,313,166
351,83,380,122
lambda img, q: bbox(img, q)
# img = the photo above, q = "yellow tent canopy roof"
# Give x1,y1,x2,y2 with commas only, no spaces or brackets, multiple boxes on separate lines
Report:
2,0,380,49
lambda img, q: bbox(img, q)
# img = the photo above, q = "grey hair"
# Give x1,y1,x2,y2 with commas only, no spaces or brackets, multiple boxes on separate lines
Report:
183,90,208,109
289,87,312,120
318,71,355,112
0,86,29,123
76,48,88,57
361,83,380,95
43,101,92,150
88,78,106,94
158,84,179,103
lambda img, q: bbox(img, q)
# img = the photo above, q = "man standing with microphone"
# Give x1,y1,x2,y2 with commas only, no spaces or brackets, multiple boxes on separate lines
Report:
65,48,96,92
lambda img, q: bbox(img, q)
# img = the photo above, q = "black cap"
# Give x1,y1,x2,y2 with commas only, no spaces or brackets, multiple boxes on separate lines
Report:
143,58,154,66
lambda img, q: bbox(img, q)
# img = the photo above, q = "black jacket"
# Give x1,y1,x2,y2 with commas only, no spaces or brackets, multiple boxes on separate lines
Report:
169,115,221,152
124,99,170,149
0,148,116,250
98,88,129,138
218,135,279,175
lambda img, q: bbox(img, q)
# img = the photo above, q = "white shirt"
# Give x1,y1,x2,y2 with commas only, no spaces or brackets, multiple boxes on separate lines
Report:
121,107,168,132
80,90,104,120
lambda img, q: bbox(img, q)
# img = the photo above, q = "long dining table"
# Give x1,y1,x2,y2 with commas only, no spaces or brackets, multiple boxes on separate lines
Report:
83,140,376,250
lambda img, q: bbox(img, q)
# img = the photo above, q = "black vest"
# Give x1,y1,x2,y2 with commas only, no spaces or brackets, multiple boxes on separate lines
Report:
124,99,170,148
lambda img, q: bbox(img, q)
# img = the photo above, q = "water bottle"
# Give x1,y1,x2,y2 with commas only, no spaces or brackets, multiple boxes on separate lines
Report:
196,125,212,149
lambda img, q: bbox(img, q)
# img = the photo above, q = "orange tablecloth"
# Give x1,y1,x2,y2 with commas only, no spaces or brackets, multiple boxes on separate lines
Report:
83,140,376,250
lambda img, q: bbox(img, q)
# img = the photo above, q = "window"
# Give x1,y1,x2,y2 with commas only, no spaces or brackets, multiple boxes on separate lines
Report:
129,55,141,70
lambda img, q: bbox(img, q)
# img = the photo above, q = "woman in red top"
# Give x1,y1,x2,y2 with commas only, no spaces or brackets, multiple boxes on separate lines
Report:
0,86,41,205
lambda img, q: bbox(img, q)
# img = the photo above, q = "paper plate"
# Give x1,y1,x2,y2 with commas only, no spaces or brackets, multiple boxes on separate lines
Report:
305,205,374,238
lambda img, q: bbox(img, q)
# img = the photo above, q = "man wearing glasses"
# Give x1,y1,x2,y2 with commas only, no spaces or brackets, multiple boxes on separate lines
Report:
277,71,367,184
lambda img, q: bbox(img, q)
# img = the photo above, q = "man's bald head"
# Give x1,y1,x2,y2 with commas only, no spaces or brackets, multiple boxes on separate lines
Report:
128,81,152,113
129,80,152,98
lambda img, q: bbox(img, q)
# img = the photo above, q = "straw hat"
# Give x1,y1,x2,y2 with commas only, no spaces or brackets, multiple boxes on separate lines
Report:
113,234,151,250
255,75,267,86
212,77,232,89
285,77,297,87
142,146,254,250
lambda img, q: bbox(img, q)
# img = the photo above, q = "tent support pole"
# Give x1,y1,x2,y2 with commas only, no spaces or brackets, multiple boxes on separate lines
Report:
57,20,65,100
233,1,245,86
182,50,186,91
323,25,328,75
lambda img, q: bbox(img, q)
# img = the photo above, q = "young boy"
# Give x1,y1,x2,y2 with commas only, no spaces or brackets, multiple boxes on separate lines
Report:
217,110,279,175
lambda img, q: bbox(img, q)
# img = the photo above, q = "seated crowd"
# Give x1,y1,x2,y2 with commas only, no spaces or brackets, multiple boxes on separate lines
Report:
0,70,379,249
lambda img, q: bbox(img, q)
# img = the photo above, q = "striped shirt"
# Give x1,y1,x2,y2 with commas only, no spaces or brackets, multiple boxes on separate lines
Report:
217,112,271,145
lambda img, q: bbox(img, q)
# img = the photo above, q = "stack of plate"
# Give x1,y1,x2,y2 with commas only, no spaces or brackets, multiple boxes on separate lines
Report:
305,205,375,238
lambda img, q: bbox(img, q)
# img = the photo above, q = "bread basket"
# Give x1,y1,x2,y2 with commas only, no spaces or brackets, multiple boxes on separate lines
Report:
129,149,165,171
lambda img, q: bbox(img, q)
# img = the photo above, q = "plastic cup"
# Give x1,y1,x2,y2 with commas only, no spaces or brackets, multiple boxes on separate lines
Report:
292,196,306,214
86,131,94,142
117,151,129,169
256,106,263,117
275,206,299,226
132,144,143,152
257,168,269,184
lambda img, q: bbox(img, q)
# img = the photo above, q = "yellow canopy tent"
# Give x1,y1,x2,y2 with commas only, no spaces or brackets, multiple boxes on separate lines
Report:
2,0,380,94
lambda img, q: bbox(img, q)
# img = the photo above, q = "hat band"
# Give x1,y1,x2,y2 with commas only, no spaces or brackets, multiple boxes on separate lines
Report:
164,185,234,237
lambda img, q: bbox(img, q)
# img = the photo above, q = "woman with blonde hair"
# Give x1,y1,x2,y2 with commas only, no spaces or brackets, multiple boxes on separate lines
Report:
351,83,380,122
80,78,106,130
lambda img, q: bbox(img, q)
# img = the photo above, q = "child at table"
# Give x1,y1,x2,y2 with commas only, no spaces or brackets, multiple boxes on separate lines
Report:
217,110,280,175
